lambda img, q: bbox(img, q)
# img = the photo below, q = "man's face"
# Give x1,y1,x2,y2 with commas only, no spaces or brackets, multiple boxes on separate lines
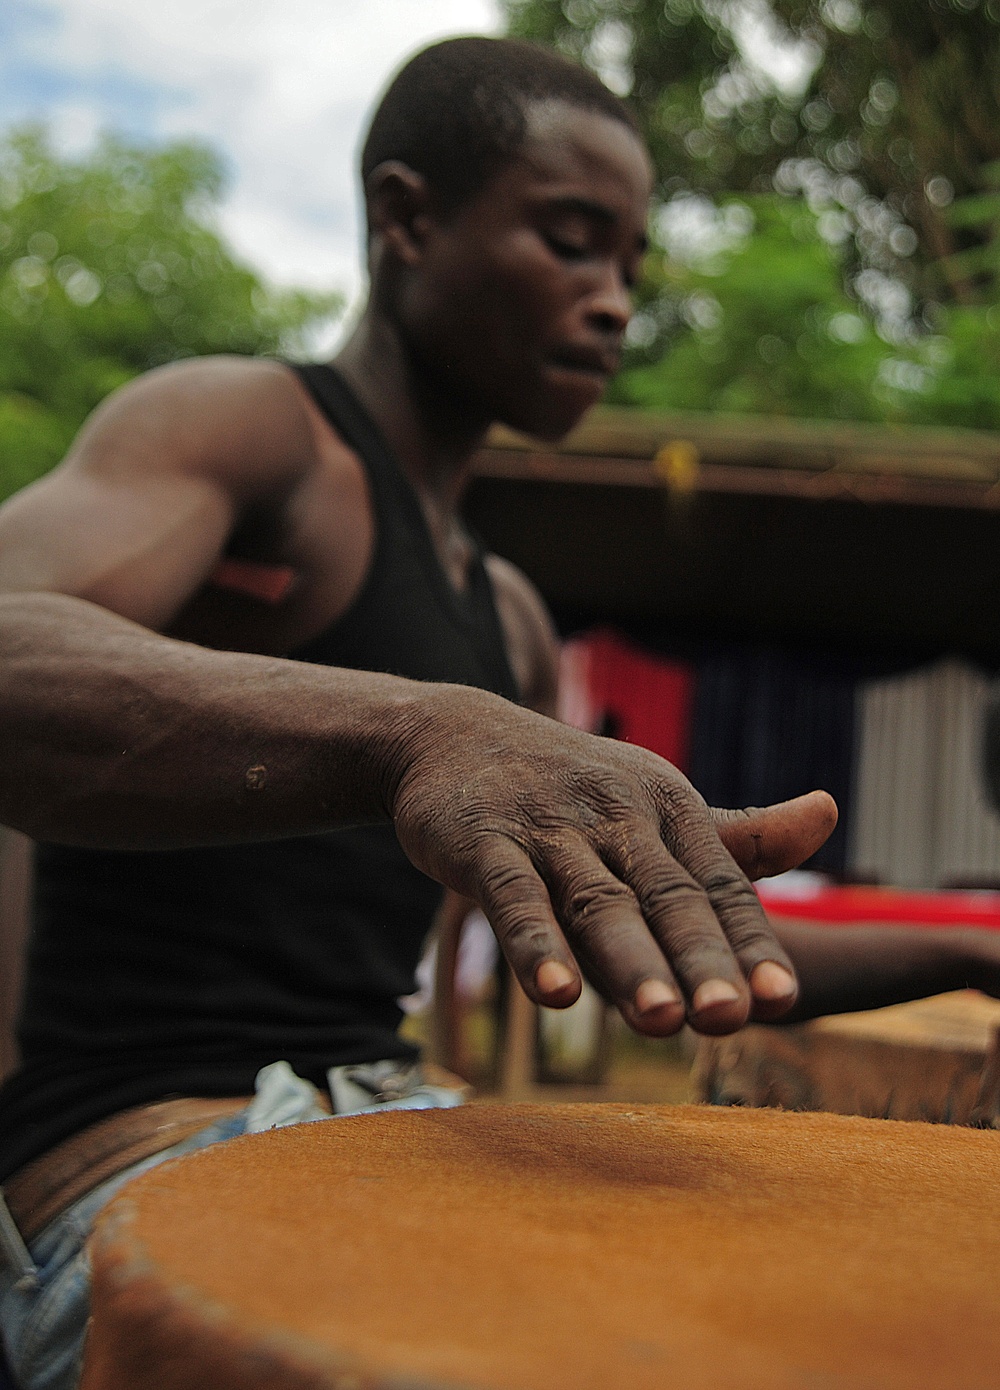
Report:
397,100,653,441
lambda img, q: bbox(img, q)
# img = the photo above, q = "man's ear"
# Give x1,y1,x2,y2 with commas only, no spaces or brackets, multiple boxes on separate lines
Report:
365,161,434,266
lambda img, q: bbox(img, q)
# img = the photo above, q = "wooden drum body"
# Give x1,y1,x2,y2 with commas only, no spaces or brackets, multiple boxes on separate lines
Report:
81,1102,1000,1389
694,990,1000,1125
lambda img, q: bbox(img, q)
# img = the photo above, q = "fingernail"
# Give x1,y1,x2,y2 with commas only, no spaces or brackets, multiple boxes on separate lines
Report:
535,960,576,996
750,960,797,1000
634,979,681,1015
692,978,741,1012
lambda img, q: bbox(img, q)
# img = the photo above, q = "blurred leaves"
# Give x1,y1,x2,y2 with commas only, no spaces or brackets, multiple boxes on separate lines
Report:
610,196,897,419
0,126,342,501
611,195,1000,427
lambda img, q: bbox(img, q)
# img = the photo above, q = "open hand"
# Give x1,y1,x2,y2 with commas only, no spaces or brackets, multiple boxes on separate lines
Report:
388,686,837,1037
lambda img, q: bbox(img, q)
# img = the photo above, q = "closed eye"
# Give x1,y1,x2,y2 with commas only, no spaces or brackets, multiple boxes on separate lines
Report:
542,231,643,291
543,231,590,260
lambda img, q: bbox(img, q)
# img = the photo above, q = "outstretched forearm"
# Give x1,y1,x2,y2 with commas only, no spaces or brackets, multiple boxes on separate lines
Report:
0,590,843,1035
0,592,422,848
772,918,1000,1022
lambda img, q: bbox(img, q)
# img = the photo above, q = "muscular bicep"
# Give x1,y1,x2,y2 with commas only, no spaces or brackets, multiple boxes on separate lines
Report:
0,358,313,630
0,464,234,629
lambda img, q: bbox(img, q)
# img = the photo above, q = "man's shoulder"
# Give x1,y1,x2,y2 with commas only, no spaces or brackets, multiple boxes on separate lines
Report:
483,554,559,716
74,355,325,500
108,353,303,424
483,554,547,620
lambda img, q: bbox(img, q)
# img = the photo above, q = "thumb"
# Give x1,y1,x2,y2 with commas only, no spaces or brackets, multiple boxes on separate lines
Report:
711,791,838,882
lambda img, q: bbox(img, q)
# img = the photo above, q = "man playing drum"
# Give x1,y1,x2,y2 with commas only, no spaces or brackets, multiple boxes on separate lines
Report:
0,36,997,1390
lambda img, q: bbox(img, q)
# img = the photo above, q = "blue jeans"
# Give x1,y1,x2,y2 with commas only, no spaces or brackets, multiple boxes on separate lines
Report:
0,1061,464,1390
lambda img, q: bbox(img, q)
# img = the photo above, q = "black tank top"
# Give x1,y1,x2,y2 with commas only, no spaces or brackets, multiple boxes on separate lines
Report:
0,364,518,1180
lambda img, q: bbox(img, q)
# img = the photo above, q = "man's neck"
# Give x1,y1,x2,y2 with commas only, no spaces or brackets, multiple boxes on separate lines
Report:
333,315,489,515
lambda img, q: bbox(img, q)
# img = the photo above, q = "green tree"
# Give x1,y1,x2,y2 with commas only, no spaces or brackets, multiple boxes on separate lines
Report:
611,195,897,419
0,127,342,501
771,0,1000,306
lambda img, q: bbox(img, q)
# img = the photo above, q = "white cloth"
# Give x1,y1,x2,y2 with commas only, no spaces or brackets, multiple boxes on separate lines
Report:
849,658,1000,888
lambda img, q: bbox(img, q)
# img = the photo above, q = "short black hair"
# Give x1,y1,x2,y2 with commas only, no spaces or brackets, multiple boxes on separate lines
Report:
361,36,641,218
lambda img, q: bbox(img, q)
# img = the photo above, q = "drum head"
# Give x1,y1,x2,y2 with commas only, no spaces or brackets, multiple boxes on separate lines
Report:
83,1103,1000,1389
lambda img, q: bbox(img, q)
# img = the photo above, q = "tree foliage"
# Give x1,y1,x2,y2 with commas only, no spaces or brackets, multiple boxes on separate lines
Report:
0,127,342,501
610,195,897,419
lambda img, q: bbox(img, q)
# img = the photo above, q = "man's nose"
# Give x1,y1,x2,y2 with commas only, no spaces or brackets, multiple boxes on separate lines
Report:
585,268,632,336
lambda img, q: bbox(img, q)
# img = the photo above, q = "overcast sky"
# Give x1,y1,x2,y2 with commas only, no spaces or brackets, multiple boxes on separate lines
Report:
1,0,502,317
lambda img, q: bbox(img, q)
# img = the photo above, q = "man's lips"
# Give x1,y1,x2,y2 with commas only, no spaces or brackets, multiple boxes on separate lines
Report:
546,345,620,379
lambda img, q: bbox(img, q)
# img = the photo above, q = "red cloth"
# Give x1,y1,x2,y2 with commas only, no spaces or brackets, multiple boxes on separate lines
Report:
209,558,297,605
560,629,695,771
756,882,1000,930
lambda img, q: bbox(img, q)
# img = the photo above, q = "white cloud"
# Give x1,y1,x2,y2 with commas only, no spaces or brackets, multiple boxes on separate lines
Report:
44,99,107,156
5,0,501,309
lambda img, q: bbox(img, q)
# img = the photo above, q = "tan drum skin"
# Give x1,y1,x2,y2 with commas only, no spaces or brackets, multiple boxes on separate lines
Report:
81,1103,1000,1390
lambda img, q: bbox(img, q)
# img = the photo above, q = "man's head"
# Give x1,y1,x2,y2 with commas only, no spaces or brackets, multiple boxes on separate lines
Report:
360,37,652,441
361,36,641,224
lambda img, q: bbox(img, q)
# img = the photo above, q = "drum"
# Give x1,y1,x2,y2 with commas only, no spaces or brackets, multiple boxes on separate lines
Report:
81,1102,1000,1389
694,989,1000,1124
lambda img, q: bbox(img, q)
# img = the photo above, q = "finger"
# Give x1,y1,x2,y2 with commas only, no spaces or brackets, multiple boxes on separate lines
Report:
654,805,799,1025
602,827,756,1035
471,837,582,1009
542,842,686,1037
712,791,838,881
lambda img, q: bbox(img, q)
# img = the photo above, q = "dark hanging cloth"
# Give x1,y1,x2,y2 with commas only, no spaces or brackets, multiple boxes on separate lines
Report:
687,646,857,877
